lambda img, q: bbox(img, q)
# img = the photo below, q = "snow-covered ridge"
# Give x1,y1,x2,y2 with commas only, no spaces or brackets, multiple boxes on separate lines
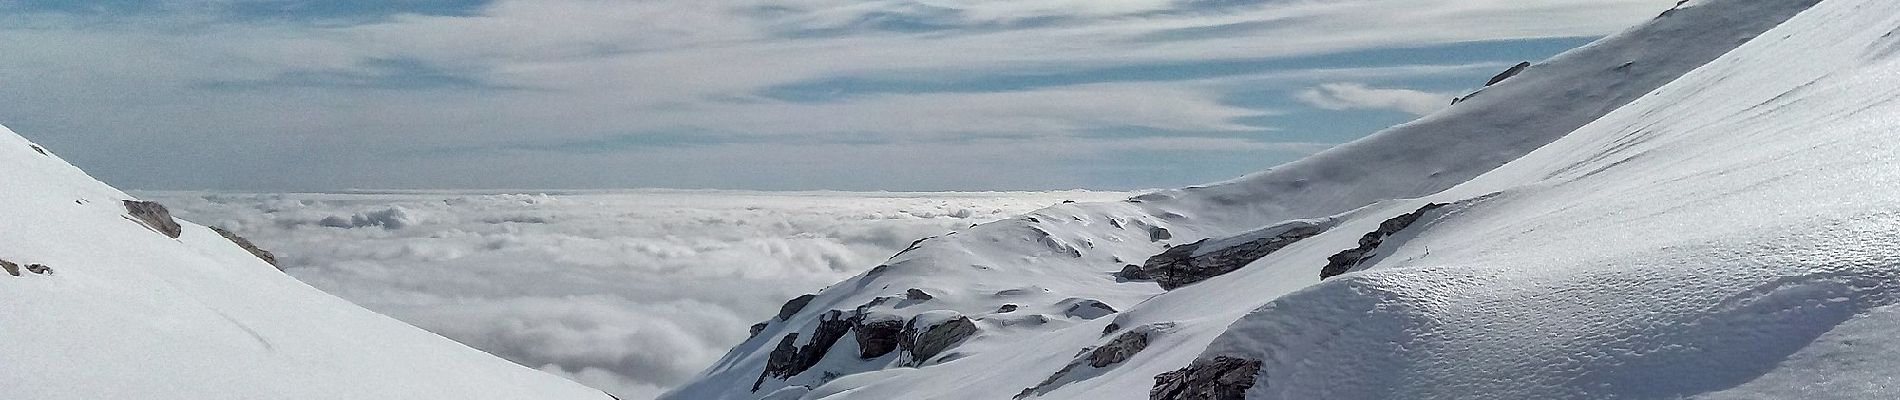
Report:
666,0,1844,398
0,126,610,399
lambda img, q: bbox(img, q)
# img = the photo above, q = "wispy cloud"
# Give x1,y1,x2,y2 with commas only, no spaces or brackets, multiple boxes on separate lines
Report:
1296,82,1452,116
0,0,1669,190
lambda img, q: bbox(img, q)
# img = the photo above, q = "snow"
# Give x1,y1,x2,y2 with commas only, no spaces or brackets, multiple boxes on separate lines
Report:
667,0,1867,398
0,126,611,399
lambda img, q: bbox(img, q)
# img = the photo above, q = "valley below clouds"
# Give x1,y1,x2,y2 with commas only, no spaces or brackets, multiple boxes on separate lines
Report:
136,189,1127,399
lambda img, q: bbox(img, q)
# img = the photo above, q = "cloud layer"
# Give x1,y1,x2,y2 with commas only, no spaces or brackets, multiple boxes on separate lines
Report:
137,189,1127,399
2,0,1666,191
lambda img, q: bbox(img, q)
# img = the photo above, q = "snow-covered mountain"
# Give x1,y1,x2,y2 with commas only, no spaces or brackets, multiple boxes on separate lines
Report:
0,126,613,398
668,0,1900,399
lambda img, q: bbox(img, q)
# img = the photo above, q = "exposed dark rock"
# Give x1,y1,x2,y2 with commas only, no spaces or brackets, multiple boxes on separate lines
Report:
776,294,817,321
29,144,45,155
755,310,856,390
1,258,17,276
1103,323,1121,336
1088,329,1150,368
1063,299,1117,319
749,322,768,339
1148,226,1172,242
1130,222,1328,289
123,200,183,238
1150,356,1264,400
25,264,50,275
892,236,933,259
1030,227,1082,257
854,314,905,359
1320,203,1447,280
210,227,279,269
901,314,978,366
996,304,1018,313
905,288,934,301
1486,61,1533,86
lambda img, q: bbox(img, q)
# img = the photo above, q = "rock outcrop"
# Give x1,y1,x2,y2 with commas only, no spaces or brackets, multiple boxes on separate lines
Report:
1150,356,1263,400
123,200,182,239
901,313,978,366
854,314,905,359
1486,61,1533,86
1088,329,1150,368
1320,203,1446,280
211,227,279,269
1126,221,1328,289
776,294,817,321
755,310,856,390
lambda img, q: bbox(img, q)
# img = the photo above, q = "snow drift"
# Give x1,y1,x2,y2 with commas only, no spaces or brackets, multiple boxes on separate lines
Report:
0,125,610,399
668,0,1900,398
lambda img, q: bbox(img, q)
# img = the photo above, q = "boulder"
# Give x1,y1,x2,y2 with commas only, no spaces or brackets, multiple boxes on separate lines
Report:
1,258,17,276
123,200,182,238
1150,356,1263,400
854,314,905,359
905,288,934,301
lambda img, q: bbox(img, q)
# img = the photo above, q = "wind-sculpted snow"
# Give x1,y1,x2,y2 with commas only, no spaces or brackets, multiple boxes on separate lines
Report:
137,189,1123,399
669,0,1824,398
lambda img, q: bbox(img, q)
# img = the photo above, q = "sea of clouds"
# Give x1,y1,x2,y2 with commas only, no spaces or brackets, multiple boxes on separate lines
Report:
135,189,1127,399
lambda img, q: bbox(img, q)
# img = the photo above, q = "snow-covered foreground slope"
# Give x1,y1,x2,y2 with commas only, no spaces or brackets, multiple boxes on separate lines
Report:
664,0,1868,399
0,126,609,399
1198,0,1900,397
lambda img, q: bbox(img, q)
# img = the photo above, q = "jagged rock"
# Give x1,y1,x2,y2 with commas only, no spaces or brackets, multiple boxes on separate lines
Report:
1486,61,1533,86
210,227,279,269
1320,203,1447,280
1,258,18,276
749,323,768,339
996,304,1018,313
1063,299,1117,320
1150,356,1263,400
1148,226,1172,242
776,294,817,321
755,310,856,390
25,264,50,275
1129,222,1328,289
1088,329,1150,368
901,313,978,366
854,314,905,359
123,200,182,238
905,288,934,301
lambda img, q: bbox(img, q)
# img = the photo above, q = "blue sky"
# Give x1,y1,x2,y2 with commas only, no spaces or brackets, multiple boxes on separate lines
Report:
0,0,1666,191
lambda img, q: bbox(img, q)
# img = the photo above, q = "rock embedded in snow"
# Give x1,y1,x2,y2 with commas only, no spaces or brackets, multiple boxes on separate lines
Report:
1149,356,1262,400
1148,226,1172,242
756,310,857,390
1088,329,1150,368
1320,203,1446,280
1063,299,1118,320
855,313,906,359
210,227,279,269
901,313,978,366
776,294,817,321
1130,221,1328,289
1486,61,1534,86
122,200,183,238
1,258,18,276
905,288,934,301
24,263,50,275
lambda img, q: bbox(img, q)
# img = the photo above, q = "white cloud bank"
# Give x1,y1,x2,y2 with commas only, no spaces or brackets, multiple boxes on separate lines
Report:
136,189,1129,399
1296,82,1452,116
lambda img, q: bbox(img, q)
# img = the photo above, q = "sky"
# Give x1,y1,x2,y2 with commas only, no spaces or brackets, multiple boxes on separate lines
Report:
0,0,1669,191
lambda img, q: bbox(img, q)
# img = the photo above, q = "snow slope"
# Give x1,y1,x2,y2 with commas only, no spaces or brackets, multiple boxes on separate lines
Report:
1200,0,1900,397
665,0,1831,399
0,125,610,399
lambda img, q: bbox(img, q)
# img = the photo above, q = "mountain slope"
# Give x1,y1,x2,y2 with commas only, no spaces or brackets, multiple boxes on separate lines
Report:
0,125,609,399
665,0,1826,399
1193,0,1900,397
